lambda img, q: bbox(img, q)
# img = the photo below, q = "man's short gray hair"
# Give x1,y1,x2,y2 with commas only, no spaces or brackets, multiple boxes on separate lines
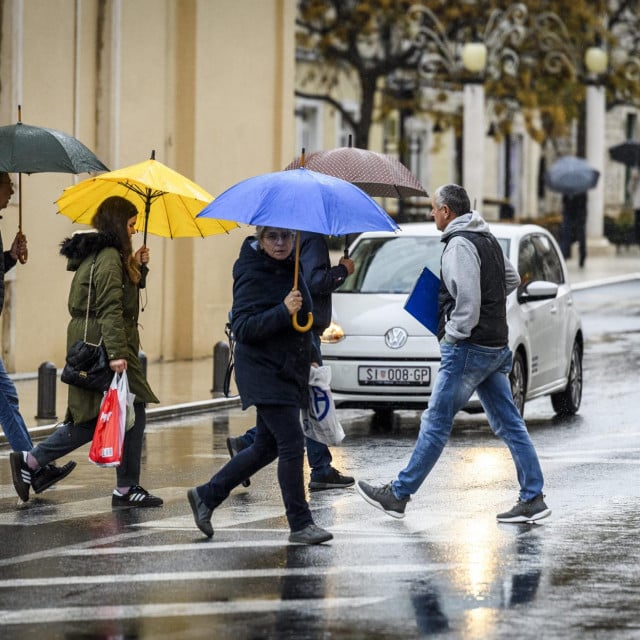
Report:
435,184,471,217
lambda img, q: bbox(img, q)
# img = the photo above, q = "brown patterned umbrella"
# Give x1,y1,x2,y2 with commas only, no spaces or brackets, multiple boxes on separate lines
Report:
284,145,428,199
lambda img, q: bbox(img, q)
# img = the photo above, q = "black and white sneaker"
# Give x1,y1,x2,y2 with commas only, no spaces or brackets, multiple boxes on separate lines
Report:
496,494,551,523
9,452,31,502
112,485,163,508
309,467,355,492
31,461,77,494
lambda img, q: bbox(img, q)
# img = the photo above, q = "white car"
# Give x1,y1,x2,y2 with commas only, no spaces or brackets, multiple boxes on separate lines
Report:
321,222,583,420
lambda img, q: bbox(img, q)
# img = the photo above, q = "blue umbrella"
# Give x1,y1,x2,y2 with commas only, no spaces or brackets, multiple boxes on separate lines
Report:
198,167,399,331
545,156,599,195
198,167,399,235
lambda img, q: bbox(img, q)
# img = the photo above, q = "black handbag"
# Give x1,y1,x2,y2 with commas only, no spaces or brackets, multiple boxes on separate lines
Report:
61,254,112,392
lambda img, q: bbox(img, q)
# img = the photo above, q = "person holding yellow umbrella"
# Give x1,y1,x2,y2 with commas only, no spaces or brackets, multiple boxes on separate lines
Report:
10,196,163,506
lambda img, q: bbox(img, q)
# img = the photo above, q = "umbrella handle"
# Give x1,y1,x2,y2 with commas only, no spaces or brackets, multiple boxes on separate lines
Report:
292,230,313,332
292,311,313,333
17,173,27,264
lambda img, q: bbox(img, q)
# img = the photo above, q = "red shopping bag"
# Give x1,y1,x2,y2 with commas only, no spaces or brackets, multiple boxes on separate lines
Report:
89,374,124,467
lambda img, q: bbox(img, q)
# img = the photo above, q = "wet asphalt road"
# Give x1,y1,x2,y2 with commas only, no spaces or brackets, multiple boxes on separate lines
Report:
0,280,639,639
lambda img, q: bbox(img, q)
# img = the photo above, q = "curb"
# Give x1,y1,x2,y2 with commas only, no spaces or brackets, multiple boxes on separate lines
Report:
1,395,242,445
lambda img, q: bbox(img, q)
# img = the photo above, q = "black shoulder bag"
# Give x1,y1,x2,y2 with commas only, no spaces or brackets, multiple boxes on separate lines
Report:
61,254,112,392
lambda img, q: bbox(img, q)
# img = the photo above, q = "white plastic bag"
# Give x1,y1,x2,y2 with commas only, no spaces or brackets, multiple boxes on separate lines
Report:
120,370,136,431
301,365,345,446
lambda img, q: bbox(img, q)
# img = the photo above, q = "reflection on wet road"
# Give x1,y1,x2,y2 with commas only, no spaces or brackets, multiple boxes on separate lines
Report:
0,281,639,639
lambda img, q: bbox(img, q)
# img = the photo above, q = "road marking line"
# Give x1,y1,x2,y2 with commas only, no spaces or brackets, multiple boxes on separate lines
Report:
0,563,447,588
0,597,387,625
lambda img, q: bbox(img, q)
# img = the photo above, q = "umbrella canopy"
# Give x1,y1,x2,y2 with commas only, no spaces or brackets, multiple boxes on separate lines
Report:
545,156,600,195
0,105,108,263
0,122,108,175
56,155,239,241
197,167,399,332
608,140,640,167
197,167,399,236
284,146,428,198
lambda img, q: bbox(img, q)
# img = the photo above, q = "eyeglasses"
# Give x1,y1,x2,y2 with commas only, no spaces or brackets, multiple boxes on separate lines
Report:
263,231,294,242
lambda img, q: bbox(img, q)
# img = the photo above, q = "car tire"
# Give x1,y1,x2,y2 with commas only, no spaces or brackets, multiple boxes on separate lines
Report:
509,351,526,416
551,340,583,416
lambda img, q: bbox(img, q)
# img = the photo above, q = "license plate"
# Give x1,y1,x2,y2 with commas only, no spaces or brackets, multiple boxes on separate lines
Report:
358,366,431,386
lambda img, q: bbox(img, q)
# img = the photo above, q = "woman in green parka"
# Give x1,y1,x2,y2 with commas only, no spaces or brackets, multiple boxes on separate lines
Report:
10,196,162,507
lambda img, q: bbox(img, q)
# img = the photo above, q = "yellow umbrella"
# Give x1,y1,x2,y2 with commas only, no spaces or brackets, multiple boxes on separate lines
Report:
55,152,237,242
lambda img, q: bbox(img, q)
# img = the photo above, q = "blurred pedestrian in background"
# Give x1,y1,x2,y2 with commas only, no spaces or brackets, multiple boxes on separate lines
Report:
560,192,587,268
629,167,640,246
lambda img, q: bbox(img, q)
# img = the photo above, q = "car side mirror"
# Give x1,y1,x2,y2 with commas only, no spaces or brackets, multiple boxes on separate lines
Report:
517,280,559,303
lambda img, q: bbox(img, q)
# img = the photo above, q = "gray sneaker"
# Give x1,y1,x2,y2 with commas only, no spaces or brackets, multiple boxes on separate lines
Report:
289,523,333,545
356,480,409,519
187,488,214,538
496,494,551,523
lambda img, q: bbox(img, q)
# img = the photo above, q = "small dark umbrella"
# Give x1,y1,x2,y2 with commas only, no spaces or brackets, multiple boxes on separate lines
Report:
0,105,108,262
608,140,640,167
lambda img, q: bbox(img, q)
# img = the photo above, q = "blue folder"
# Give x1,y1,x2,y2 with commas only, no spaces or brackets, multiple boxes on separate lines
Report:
403,267,440,335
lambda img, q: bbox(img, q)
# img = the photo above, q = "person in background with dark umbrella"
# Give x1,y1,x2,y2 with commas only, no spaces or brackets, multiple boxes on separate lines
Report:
560,191,588,268
226,231,355,491
187,226,333,544
630,168,640,246
0,172,76,497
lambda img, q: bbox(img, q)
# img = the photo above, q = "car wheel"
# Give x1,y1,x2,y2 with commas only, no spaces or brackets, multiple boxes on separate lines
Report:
551,340,583,416
509,351,526,416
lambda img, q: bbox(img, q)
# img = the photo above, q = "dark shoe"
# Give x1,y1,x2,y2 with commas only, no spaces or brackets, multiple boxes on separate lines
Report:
31,461,77,494
289,523,333,545
309,467,355,492
497,494,551,523
9,452,31,502
356,480,409,519
187,488,213,538
226,436,251,488
112,485,163,508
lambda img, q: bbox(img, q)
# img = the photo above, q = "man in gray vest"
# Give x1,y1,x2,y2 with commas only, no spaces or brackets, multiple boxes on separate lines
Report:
356,183,550,523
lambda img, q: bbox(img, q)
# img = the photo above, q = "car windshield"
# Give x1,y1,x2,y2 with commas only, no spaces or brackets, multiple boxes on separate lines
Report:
338,234,510,294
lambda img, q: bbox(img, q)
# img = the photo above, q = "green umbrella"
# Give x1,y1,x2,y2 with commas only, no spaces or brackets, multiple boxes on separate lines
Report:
0,105,108,262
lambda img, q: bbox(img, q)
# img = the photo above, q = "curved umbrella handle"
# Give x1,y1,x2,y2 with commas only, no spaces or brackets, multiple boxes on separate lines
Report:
292,311,313,333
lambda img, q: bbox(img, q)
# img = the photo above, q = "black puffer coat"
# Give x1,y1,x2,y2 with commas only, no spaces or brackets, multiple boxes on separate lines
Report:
231,237,313,410
60,231,158,424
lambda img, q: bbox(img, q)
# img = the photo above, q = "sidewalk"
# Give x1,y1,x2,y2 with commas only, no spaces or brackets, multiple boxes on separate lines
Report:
3,246,639,446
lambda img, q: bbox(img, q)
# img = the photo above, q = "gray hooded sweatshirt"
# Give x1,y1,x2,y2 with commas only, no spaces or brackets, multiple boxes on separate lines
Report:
440,211,520,343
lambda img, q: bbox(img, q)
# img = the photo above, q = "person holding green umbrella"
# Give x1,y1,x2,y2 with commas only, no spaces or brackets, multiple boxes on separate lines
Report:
0,172,77,500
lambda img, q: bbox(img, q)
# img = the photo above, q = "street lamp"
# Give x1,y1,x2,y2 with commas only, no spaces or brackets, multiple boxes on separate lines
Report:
462,42,487,209
584,46,608,244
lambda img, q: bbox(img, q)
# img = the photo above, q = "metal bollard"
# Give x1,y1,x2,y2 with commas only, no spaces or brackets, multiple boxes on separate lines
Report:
36,361,57,420
138,350,148,378
212,341,230,395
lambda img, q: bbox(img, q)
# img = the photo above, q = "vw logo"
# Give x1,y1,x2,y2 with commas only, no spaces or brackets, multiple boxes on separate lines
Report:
385,327,408,349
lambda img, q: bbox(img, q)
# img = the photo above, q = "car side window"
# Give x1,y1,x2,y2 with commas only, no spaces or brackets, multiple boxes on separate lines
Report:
533,234,565,285
518,236,541,286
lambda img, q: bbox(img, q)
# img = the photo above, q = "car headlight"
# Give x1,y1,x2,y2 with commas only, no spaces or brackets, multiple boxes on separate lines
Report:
321,321,345,343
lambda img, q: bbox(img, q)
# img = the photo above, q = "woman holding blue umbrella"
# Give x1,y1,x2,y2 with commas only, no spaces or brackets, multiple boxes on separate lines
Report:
187,225,333,545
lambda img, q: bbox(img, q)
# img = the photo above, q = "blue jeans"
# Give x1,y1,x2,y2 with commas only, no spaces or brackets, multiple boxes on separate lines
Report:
392,342,544,502
198,404,313,532
0,357,33,451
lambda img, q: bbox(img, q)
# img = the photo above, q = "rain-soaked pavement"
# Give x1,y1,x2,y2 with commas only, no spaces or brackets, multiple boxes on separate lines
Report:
0,280,639,639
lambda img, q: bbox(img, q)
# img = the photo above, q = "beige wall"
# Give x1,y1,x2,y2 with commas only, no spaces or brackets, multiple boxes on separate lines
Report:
0,0,295,372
